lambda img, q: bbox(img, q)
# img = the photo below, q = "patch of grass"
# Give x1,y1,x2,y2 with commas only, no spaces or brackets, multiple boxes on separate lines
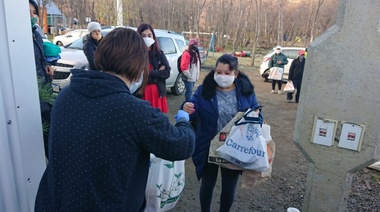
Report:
47,34,54,42
372,174,380,183
203,50,264,71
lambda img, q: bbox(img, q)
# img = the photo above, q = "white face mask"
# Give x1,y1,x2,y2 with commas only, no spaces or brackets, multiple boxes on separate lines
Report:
143,37,155,48
214,74,235,88
129,71,144,94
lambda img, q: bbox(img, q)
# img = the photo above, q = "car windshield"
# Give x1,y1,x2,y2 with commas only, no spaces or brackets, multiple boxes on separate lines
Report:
65,38,84,50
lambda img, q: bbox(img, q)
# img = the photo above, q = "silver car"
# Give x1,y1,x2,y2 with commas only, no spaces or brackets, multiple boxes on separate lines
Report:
52,27,187,95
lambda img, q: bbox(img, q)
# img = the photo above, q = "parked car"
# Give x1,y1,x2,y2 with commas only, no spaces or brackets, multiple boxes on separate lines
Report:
53,29,88,46
52,27,187,95
259,47,305,81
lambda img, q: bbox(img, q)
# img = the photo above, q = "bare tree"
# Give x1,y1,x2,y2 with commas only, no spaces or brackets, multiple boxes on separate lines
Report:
310,0,325,42
251,0,262,66
51,0,338,50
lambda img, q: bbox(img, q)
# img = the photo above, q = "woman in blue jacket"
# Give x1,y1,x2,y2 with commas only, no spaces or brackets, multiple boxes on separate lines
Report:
182,54,261,212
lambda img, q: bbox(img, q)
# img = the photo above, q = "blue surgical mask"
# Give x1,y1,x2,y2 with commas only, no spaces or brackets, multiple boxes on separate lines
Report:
299,55,304,60
129,71,144,94
31,17,37,28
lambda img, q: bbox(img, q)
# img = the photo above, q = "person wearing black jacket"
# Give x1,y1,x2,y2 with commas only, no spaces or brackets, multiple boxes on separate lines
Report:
30,0,54,158
83,21,102,71
287,50,306,103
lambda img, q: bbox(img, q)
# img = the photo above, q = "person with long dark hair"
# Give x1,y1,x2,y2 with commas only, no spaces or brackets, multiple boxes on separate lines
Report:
137,23,170,113
180,38,201,101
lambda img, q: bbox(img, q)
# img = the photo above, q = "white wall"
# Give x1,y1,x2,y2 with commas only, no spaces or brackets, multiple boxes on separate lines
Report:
0,0,47,211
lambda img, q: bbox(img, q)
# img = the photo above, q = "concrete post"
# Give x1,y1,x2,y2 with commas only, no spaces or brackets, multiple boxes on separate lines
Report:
294,0,380,211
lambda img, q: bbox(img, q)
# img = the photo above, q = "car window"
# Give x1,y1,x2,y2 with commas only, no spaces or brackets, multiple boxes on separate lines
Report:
66,38,84,50
70,31,81,37
175,38,186,52
282,49,299,59
157,37,176,54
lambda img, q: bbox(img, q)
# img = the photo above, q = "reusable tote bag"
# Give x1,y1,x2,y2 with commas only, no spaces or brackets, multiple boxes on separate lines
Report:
268,67,284,80
283,81,295,93
145,154,185,212
217,109,270,172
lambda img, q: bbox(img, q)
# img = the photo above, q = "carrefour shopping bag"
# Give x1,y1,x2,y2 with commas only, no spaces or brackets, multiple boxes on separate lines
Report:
145,154,185,212
216,109,269,172
241,123,276,188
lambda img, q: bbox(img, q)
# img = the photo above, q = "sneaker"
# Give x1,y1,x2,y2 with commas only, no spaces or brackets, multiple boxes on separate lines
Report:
286,99,291,103
278,91,282,95
271,90,275,94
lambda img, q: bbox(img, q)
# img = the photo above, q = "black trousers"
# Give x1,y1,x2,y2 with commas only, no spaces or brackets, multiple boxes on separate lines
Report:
271,80,283,90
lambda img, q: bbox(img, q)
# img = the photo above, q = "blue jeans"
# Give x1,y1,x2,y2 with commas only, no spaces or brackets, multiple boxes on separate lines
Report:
184,81,195,102
199,162,241,212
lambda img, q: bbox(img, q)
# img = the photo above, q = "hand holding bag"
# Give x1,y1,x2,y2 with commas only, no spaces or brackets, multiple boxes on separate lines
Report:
216,109,270,172
268,67,284,80
284,81,295,93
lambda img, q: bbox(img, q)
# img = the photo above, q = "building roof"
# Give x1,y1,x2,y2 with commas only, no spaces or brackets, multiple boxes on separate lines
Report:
46,2,61,15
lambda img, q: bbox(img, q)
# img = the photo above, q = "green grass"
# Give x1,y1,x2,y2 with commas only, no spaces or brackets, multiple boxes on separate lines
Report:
203,48,266,70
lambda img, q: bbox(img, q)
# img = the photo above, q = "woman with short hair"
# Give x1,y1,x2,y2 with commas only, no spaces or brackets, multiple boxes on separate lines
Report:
35,28,195,211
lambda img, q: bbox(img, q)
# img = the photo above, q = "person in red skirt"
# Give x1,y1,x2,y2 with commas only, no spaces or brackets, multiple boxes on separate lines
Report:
137,23,170,113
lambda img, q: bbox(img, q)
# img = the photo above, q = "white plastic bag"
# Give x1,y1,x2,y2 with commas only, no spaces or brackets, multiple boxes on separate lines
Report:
268,67,284,80
217,109,269,172
145,154,185,212
284,81,295,93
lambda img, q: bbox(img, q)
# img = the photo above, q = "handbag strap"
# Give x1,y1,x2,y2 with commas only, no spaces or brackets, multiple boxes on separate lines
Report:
234,108,263,125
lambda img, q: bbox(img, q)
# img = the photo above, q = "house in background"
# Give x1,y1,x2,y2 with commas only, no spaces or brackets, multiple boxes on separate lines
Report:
42,1,65,34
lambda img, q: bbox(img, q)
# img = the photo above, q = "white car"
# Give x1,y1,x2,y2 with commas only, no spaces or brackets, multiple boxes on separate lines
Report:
52,27,188,95
53,29,88,46
259,47,305,81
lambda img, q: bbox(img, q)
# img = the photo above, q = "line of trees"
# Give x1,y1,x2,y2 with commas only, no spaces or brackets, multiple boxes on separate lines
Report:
44,0,338,64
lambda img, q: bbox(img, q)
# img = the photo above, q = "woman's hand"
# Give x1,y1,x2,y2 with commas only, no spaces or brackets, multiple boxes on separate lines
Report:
183,102,195,114
159,65,165,71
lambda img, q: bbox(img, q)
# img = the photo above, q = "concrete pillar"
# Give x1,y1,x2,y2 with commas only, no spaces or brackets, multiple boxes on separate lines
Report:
294,0,380,211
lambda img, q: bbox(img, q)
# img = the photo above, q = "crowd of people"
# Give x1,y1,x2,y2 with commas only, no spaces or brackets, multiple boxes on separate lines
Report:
29,0,306,210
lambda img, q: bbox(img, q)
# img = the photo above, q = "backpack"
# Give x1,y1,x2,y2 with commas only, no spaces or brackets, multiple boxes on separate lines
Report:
177,50,188,74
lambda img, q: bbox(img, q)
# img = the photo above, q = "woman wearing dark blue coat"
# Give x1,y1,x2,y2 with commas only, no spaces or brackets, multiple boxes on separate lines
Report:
182,54,261,212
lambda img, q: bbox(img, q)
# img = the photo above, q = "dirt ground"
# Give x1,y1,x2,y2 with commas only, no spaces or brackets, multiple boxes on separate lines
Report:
164,55,380,212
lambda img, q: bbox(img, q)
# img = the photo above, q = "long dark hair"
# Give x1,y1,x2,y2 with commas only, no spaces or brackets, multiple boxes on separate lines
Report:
189,45,201,68
29,0,39,16
137,23,162,56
